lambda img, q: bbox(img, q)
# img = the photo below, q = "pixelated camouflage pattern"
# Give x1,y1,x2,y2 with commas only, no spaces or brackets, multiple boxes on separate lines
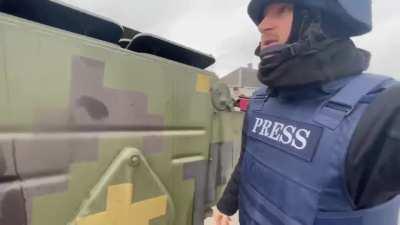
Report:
0,12,243,225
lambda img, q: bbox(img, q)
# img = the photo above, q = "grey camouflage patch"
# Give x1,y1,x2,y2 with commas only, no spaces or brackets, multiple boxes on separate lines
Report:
71,56,166,155
14,138,98,178
206,142,235,204
206,144,219,204
183,159,208,225
70,56,163,129
0,140,17,179
20,55,168,225
216,142,234,186
0,181,27,225
143,136,165,155
14,137,99,225
22,175,68,225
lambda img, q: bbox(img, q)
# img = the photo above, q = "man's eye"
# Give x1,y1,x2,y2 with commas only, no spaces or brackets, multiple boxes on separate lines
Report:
278,6,289,14
264,4,292,18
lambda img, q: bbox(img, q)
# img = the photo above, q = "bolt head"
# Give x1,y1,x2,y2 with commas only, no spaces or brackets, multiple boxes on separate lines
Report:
129,155,141,167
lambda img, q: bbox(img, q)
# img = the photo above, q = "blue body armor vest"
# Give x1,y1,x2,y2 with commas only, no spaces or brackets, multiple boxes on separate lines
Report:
239,74,400,225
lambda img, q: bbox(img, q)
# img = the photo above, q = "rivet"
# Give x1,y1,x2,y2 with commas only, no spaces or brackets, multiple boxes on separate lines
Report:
129,155,141,167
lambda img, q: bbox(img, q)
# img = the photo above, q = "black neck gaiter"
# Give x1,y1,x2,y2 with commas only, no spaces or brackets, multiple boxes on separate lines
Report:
257,39,371,89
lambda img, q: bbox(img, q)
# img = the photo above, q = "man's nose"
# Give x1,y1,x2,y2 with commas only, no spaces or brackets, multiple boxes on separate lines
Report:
258,16,275,33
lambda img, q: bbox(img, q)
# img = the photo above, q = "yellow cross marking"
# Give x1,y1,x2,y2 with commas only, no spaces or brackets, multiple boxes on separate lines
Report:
196,74,210,93
76,183,167,225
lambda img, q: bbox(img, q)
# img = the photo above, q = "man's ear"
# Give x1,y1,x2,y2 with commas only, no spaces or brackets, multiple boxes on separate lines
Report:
255,44,261,56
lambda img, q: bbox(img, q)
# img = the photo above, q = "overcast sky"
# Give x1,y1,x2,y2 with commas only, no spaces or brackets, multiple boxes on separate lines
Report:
61,0,399,78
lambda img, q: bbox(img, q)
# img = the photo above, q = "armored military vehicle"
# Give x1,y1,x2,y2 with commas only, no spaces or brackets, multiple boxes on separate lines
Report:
0,1,243,225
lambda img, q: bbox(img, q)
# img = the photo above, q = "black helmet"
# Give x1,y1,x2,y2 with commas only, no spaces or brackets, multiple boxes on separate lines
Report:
248,0,372,37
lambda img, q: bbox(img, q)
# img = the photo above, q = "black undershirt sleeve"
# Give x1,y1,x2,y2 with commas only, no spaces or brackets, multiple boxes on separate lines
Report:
216,113,248,216
346,84,400,209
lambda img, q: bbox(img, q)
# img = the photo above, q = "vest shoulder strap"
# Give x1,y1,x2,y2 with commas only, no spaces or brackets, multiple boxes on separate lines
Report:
249,86,269,111
314,74,393,130
252,86,269,98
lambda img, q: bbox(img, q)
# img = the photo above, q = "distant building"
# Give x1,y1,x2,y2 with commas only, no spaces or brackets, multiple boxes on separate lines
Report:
221,63,263,99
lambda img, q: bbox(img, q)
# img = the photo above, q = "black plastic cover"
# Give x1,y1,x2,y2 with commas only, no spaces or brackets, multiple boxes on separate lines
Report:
127,33,216,69
0,0,123,44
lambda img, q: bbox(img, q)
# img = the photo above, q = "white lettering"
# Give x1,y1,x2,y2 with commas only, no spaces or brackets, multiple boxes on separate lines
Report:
292,129,311,150
269,122,285,141
259,120,273,136
252,118,264,133
252,117,315,152
280,125,296,144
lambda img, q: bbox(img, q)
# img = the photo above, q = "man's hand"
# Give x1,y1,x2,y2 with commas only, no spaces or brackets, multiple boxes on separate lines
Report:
212,208,232,225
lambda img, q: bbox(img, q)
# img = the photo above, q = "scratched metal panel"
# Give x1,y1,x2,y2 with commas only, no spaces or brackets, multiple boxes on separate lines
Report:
0,140,17,180
14,138,98,179
0,181,27,225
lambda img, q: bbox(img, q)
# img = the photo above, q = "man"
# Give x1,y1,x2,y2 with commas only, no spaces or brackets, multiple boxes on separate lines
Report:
213,0,400,225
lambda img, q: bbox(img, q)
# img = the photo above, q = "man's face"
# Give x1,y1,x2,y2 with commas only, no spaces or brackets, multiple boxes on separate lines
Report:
258,3,294,50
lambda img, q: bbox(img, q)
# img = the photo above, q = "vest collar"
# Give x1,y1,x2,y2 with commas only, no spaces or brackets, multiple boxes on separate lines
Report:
272,75,358,101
